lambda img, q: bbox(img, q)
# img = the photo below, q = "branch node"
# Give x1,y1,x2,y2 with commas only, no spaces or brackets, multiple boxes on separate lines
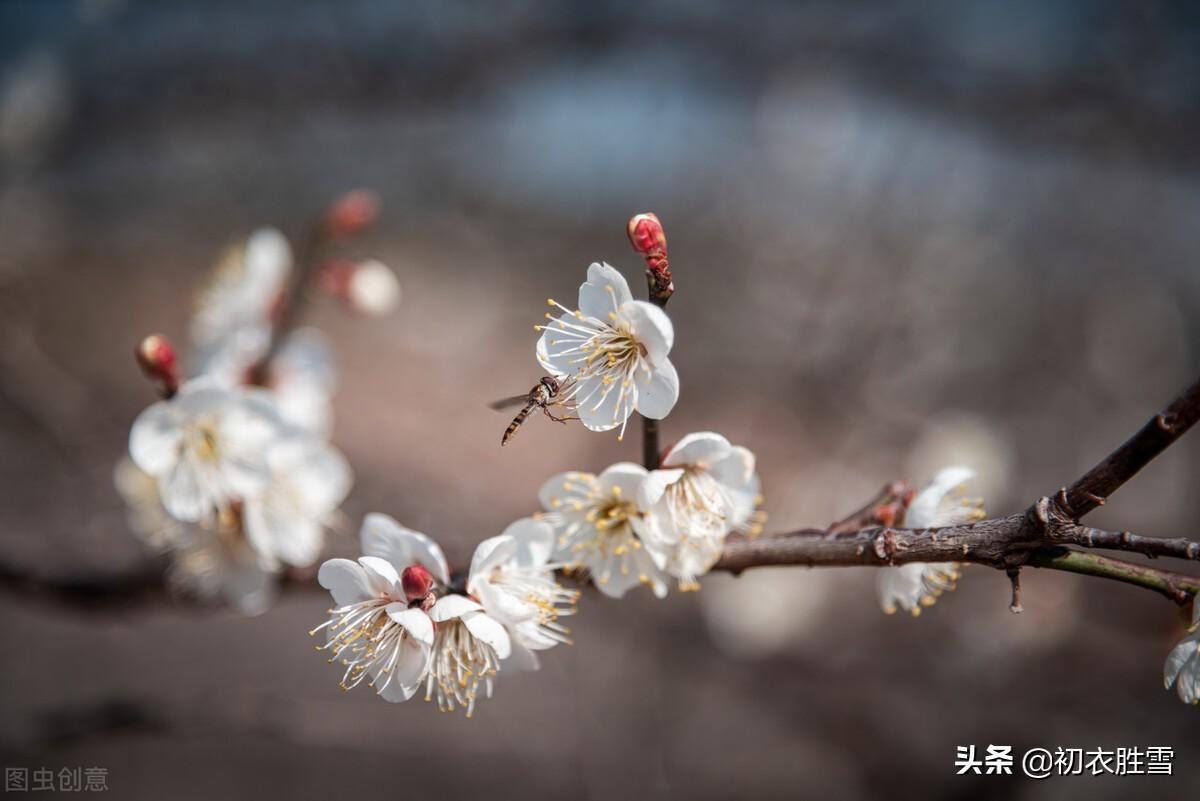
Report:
1156,412,1177,432
1006,567,1023,613
1189,542,1200,560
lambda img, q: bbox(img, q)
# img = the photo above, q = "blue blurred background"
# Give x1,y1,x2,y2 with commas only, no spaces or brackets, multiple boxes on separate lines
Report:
1,1,1199,799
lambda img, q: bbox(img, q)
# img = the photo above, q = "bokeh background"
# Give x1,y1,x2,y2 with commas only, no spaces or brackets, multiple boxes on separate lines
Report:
2,1,1199,799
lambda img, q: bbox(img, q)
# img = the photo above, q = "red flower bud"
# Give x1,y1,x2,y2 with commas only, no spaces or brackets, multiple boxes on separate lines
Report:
401,564,435,602
323,189,379,239
626,212,673,305
627,212,667,261
135,334,179,398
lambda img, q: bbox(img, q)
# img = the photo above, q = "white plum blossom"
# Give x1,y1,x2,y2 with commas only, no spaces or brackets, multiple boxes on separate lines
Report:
641,432,765,590
1164,600,1199,705
242,434,352,570
190,228,292,384
128,378,282,523
467,517,579,669
315,514,571,715
538,462,671,598
315,552,437,702
537,262,679,438
877,466,985,616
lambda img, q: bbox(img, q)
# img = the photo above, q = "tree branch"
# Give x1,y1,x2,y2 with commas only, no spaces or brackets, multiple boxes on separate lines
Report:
1060,375,1200,518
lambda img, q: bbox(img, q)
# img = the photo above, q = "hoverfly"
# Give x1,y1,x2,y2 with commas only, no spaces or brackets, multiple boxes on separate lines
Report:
490,375,577,446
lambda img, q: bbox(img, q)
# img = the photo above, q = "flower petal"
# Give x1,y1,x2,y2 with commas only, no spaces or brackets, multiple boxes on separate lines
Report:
578,262,633,320
358,555,402,597
129,401,182,476
317,558,374,606
468,534,518,590
633,359,680,421
158,458,211,522
638,468,685,509
386,604,435,647
429,594,485,622
597,461,649,500
359,513,450,584
617,300,673,365
537,471,595,513
663,431,732,469
905,466,977,529
462,610,513,660
574,374,636,433
500,516,557,566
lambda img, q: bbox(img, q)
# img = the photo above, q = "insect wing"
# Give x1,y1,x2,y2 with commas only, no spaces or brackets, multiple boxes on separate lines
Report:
489,393,532,411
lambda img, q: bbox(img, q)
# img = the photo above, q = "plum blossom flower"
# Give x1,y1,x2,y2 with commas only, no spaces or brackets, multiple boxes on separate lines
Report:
128,377,282,522
538,462,670,598
1164,600,1199,705
190,228,292,384
114,458,278,613
242,434,352,570
641,432,766,591
536,262,678,438
877,466,985,616
314,514,537,716
467,517,579,669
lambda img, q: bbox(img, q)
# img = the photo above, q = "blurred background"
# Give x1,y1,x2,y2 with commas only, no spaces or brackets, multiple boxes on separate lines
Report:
1,0,1199,798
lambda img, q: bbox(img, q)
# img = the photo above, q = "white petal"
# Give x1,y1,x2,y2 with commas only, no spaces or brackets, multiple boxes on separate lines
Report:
597,461,649,499
617,300,674,365
475,578,535,624
633,359,679,421
537,471,594,512
577,261,633,320
499,517,557,566
638,468,685,509
663,431,732,469
1163,632,1198,688
158,459,210,522
386,604,435,646
468,535,518,590
462,611,512,660
357,555,402,596
359,513,450,584
267,437,352,515
376,639,430,702
904,467,976,529
574,374,636,433
317,558,373,606
428,594,485,622
503,639,542,672
709,445,757,492
128,402,182,476
242,499,324,569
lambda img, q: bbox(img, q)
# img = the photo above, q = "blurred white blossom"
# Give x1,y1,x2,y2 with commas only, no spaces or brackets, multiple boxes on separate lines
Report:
128,378,282,523
537,262,678,438
877,466,984,616
1164,601,1200,705
346,259,402,316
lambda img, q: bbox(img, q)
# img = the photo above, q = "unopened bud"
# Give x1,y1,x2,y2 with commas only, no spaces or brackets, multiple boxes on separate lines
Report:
135,334,179,398
323,189,379,239
627,212,673,305
401,564,434,602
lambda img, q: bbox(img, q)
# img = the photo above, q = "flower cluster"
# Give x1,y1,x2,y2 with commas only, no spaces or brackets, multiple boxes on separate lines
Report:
116,214,395,613
536,432,764,597
312,514,577,715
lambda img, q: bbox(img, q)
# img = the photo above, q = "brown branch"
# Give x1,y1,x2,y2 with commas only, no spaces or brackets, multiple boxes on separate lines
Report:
1060,375,1200,518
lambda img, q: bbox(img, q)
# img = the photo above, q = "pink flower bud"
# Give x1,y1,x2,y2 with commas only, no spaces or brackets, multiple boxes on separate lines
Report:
627,212,673,305
627,212,667,263
134,334,179,397
401,564,434,602
323,189,379,239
